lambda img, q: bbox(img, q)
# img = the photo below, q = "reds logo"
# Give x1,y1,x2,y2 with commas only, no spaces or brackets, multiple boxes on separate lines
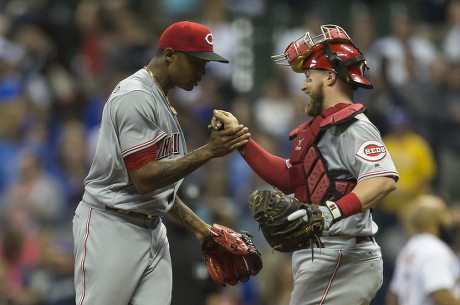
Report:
356,140,387,162
205,33,213,45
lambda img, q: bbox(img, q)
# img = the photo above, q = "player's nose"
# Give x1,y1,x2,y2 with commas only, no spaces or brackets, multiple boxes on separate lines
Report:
301,80,308,93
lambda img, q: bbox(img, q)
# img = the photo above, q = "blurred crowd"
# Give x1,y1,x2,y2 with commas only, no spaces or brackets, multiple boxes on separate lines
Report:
0,0,459,304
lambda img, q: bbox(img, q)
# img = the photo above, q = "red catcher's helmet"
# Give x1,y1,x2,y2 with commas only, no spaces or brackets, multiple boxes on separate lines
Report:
271,24,373,90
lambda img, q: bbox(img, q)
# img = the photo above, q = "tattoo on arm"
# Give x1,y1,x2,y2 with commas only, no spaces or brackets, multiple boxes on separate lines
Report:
168,197,203,233
152,149,209,190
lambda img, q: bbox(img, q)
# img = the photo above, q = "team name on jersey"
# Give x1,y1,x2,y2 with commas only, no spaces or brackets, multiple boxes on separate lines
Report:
157,133,180,159
356,140,387,162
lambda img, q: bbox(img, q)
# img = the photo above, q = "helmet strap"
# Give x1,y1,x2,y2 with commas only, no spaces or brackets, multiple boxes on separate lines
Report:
321,41,361,90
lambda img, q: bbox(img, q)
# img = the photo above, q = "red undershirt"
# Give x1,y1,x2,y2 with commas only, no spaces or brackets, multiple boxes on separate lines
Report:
124,144,157,171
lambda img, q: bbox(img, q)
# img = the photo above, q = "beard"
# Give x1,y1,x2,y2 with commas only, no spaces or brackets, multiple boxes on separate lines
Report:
306,83,325,117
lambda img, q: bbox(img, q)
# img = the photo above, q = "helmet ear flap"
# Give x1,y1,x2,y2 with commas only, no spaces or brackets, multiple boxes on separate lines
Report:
290,55,307,73
289,49,314,73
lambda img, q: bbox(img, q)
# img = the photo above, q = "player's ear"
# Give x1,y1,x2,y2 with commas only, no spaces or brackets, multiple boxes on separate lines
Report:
326,71,336,85
164,48,175,63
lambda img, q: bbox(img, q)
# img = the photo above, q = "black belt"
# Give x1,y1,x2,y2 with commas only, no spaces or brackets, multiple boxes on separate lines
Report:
105,206,158,220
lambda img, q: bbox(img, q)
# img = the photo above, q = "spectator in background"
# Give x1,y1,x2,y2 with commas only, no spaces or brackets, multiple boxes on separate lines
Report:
56,120,91,210
386,194,460,305
433,60,460,201
0,20,27,192
391,51,447,145
358,11,441,138
0,14,25,66
437,3,460,200
371,7,437,89
375,108,437,293
0,68,27,195
102,7,153,74
442,0,460,63
257,252,293,305
0,150,70,304
201,0,241,83
381,107,437,216
34,229,75,305
253,75,296,146
0,259,6,303
13,25,54,121
0,224,75,305
349,2,382,111
158,0,203,21
0,227,44,304
349,3,379,67
1,151,66,231
272,7,330,95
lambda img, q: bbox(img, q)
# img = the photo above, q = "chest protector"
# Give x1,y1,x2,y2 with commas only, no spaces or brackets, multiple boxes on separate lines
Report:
288,103,365,204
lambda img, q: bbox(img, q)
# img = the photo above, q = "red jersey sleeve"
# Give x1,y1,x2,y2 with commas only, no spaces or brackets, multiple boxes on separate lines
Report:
123,144,157,171
240,138,293,194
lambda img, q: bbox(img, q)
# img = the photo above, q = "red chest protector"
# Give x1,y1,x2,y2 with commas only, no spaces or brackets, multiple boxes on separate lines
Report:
288,103,365,204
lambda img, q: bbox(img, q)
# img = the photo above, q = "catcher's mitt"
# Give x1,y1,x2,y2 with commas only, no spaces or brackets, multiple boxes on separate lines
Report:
249,189,324,252
202,224,263,286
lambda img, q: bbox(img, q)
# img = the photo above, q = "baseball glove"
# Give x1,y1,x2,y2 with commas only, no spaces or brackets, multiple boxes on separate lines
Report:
202,224,263,286
249,189,324,252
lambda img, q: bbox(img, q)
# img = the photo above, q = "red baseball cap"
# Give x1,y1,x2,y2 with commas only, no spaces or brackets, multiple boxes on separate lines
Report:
159,21,229,63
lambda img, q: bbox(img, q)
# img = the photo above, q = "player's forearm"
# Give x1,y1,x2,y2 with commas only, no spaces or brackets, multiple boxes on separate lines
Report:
320,176,397,226
130,146,213,194
352,176,397,211
240,138,294,194
168,196,211,243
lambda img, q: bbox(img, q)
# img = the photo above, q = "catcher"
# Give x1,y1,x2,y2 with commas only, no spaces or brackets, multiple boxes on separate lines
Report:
212,24,398,305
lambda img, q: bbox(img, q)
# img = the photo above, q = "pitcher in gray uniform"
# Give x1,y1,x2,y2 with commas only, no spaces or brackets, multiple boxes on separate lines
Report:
72,21,251,305
213,24,399,305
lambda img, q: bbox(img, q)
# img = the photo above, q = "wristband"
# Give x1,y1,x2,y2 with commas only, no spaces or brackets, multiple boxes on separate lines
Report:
336,192,362,218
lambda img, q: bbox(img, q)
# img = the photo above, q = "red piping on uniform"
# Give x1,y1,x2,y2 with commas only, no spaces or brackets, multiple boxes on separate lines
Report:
319,250,342,305
121,132,166,156
357,170,399,183
80,207,93,305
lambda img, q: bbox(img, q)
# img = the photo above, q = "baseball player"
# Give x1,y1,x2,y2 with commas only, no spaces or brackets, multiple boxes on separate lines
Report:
386,195,460,305
72,21,253,305
214,24,399,305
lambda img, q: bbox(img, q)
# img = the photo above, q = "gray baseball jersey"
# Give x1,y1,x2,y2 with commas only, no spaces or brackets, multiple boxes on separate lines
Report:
289,112,398,305
74,68,185,305
83,68,186,216
316,112,398,237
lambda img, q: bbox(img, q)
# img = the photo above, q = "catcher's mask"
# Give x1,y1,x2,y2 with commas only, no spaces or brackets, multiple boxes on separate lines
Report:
271,24,373,90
